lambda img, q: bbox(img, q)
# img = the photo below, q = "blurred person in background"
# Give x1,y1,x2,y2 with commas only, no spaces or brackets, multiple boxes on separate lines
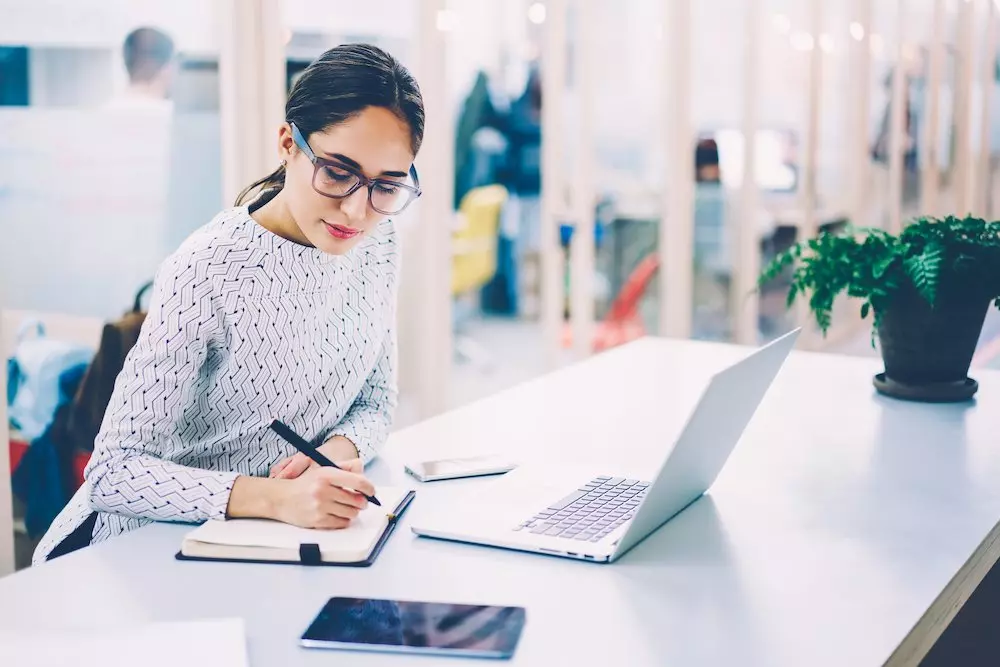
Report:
109,26,176,108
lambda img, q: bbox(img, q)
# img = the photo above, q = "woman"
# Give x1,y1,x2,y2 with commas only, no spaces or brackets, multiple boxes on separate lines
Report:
34,43,424,564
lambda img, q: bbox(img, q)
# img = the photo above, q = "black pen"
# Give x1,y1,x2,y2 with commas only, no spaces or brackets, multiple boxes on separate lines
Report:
269,419,381,507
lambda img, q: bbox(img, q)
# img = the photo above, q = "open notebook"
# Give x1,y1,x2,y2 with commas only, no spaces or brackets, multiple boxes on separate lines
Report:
177,486,415,567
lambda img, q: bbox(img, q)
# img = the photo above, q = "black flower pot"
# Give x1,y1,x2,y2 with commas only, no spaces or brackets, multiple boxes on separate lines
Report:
873,281,990,402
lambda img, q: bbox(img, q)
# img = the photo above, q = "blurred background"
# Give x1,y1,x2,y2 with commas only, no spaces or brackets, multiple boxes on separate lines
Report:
3,0,1000,571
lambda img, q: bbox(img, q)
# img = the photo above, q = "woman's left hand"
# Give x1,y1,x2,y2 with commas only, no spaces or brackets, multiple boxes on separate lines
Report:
271,454,363,479
270,435,361,479
270,452,316,479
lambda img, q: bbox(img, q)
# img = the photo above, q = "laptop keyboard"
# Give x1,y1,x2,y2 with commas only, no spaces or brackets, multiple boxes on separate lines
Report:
514,476,650,543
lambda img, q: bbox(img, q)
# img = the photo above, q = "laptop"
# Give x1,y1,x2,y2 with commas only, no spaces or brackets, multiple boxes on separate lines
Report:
411,329,800,563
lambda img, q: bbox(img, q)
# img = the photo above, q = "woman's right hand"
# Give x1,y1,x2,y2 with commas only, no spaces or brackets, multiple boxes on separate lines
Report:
272,462,375,529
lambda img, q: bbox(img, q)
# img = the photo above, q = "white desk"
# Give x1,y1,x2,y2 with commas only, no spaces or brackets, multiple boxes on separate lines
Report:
2,338,999,666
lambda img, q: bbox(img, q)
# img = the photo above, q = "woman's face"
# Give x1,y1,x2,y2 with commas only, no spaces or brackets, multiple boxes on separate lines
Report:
278,106,415,255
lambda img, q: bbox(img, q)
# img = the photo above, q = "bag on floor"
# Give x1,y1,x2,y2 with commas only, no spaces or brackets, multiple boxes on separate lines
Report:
7,320,94,441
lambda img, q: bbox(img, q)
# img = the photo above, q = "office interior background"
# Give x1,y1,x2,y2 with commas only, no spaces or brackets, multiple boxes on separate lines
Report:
2,0,1000,573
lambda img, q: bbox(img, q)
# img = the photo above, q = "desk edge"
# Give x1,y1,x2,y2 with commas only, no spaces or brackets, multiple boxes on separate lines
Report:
885,518,1000,666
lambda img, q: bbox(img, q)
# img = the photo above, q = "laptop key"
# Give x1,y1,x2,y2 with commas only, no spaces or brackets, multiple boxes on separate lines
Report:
548,490,588,511
530,524,553,534
544,526,565,537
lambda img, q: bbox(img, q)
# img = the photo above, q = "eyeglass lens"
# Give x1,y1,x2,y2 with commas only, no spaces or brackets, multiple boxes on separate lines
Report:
315,164,411,214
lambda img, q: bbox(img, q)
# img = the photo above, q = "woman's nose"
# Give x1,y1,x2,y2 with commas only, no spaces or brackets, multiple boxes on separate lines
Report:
340,187,369,223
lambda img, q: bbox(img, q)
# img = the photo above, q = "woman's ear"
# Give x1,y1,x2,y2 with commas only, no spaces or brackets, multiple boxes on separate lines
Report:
277,122,295,161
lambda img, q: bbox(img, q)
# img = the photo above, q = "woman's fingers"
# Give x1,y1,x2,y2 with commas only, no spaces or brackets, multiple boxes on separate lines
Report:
336,459,364,474
269,456,293,478
275,454,314,479
331,486,369,510
316,468,376,497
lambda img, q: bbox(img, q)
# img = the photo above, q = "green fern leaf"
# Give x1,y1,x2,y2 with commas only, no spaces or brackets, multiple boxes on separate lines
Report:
786,282,799,308
872,255,895,279
904,241,944,306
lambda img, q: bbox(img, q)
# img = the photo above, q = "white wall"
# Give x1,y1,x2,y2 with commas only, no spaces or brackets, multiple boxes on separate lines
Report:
0,109,177,318
28,49,116,108
0,0,221,53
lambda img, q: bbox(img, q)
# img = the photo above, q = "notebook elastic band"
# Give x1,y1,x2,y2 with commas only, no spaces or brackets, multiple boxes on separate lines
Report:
298,543,322,565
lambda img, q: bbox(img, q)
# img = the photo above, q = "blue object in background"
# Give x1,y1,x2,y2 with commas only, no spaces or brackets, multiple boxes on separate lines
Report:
11,362,89,538
480,234,518,315
7,321,94,441
559,221,605,249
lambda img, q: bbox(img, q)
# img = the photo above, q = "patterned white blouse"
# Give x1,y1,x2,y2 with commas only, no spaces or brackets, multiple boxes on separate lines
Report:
33,206,399,564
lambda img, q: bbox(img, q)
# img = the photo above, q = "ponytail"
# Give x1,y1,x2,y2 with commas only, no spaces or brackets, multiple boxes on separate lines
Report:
234,164,286,207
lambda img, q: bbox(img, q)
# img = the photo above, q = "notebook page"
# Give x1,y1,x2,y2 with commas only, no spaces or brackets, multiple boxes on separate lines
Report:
185,486,407,555
0,618,248,667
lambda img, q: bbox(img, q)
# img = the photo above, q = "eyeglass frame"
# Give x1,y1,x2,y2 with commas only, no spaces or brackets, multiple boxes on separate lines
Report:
289,121,423,215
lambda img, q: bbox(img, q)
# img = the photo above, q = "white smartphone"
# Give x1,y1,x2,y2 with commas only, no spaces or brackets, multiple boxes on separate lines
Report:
404,455,517,482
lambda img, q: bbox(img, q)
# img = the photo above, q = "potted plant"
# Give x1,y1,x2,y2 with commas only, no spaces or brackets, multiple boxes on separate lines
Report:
759,215,1000,402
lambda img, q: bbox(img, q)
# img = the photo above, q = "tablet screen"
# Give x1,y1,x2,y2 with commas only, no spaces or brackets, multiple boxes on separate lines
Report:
300,597,527,658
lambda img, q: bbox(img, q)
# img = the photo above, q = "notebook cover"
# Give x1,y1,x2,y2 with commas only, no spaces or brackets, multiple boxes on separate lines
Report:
174,490,416,568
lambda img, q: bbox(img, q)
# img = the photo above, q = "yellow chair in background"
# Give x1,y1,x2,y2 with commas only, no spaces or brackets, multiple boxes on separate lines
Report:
451,184,508,368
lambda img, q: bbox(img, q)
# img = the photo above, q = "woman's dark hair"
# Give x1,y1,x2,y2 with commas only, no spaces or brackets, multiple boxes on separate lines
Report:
236,43,425,206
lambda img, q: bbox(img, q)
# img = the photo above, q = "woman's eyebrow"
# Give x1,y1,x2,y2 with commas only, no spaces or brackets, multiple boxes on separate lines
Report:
322,151,408,179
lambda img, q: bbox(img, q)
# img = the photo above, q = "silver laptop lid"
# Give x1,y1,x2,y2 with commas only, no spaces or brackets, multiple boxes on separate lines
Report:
611,328,800,559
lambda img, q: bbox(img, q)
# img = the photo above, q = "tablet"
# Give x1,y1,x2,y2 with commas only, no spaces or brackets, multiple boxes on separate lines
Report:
300,596,527,659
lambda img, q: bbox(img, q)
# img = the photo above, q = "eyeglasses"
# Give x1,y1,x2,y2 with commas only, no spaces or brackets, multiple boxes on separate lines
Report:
290,122,422,216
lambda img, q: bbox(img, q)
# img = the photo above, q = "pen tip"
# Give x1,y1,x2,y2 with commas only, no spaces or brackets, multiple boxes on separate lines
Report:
370,497,382,507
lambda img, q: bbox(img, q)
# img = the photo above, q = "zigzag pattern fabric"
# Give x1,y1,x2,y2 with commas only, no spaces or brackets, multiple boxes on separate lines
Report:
34,207,399,564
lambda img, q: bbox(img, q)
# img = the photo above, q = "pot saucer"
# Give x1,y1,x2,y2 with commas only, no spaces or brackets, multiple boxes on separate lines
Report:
873,373,978,403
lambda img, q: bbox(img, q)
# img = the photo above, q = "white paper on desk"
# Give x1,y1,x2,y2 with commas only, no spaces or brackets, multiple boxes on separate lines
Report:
0,617,248,667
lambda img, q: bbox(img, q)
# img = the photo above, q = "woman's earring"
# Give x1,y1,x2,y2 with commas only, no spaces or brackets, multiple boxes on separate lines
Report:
280,159,287,167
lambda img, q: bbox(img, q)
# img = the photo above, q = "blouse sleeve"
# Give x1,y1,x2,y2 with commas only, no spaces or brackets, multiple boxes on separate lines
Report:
85,251,238,523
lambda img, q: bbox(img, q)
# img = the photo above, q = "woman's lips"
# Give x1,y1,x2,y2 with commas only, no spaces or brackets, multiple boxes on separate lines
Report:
324,221,360,240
